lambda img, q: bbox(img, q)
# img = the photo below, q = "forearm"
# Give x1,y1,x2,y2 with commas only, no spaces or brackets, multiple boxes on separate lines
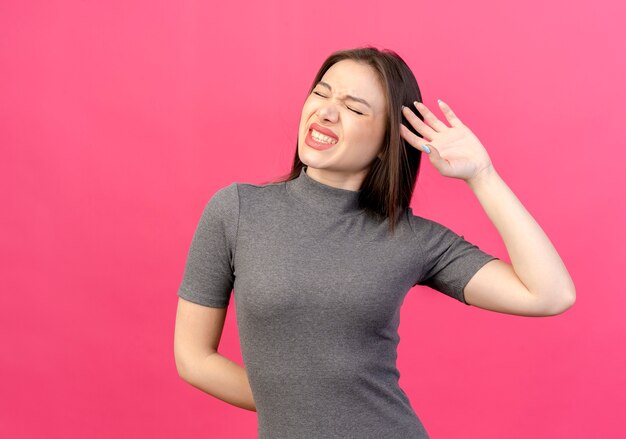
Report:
467,166,576,308
179,351,257,412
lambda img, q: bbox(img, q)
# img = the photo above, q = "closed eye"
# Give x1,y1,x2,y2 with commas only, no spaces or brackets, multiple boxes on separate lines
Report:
312,91,364,115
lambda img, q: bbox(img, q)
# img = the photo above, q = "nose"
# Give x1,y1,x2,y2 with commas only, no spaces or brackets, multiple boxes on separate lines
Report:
317,100,339,123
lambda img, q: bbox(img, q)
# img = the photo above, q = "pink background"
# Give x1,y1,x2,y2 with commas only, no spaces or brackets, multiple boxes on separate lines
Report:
1,1,624,438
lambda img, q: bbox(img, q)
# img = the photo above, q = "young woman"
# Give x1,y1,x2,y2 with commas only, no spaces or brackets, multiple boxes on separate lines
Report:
174,47,575,438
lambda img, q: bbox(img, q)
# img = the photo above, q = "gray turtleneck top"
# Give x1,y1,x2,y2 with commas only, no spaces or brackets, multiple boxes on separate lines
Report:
177,166,498,438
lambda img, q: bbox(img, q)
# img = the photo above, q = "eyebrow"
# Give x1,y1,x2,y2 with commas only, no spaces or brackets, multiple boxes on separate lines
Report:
317,81,372,109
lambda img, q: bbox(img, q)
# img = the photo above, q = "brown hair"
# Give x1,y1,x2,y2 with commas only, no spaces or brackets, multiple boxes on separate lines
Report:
269,46,426,235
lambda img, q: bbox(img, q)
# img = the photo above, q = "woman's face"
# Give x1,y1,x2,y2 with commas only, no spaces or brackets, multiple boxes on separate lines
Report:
297,59,388,189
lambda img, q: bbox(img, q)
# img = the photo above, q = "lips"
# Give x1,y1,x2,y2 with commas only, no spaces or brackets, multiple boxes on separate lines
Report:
309,123,339,140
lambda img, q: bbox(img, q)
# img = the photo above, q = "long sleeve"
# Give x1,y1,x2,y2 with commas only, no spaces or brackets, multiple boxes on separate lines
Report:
177,183,240,308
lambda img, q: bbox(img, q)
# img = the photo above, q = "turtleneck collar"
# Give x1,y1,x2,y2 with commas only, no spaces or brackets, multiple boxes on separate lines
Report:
286,166,364,216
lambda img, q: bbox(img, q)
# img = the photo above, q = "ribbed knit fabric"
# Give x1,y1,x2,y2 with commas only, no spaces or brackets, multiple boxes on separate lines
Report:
178,166,498,438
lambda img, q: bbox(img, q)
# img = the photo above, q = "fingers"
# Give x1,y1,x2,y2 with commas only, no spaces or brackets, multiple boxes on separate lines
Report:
436,99,464,128
400,123,432,154
401,105,437,140
413,101,448,132
399,99,464,157
426,144,454,177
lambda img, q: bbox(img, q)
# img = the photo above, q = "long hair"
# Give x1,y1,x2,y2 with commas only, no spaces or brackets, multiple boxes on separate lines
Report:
269,46,426,235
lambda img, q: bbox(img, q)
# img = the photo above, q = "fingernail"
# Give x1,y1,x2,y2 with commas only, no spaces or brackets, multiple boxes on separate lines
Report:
422,145,431,154
437,99,442,104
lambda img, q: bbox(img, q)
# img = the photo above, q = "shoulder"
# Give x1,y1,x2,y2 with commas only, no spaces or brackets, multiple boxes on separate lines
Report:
235,178,285,199
204,182,239,217
207,178,283,211
211,181,239,201
404,207,472,259
405,206,458,239
202,178,291,222
235,178,290,214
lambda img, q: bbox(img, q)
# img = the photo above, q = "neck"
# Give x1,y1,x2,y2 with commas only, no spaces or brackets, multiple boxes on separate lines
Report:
286,166,363,216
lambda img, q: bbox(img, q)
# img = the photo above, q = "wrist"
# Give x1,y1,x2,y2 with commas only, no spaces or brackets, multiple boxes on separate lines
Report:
466,164,498,190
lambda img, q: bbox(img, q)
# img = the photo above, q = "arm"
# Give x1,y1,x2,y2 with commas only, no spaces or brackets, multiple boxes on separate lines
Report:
401,100,576,316
174,297,256,411
464,167,576,316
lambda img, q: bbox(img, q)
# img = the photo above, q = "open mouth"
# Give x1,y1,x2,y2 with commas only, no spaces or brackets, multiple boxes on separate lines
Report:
309,128,338,145
305,128,338,150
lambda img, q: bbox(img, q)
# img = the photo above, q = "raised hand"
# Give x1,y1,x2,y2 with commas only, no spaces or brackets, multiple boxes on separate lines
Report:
400,100,495,183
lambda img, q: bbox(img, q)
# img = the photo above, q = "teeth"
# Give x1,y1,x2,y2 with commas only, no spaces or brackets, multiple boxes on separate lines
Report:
311,129,337,144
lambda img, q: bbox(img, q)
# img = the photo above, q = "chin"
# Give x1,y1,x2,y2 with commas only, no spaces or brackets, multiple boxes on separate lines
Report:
298,149,325,169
